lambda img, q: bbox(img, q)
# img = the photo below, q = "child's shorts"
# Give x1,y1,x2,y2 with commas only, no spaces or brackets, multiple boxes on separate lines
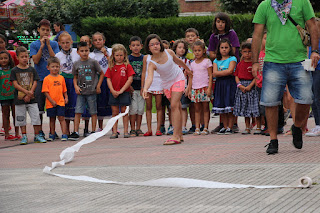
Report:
75,94,97,115
164,80,185,99
129,90,145,115
109,91,131,106
47,105,65,117
0,99,13,106
191,87,212,103
15,103,41,126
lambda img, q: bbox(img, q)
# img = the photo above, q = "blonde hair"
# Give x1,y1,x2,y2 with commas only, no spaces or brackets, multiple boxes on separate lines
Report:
58,32,72,42
109,44,129,69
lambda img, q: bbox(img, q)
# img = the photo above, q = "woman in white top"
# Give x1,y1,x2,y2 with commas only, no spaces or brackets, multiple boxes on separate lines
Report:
143,34,192,145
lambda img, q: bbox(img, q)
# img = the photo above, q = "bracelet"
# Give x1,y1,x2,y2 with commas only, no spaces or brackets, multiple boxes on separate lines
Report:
237,83,242,88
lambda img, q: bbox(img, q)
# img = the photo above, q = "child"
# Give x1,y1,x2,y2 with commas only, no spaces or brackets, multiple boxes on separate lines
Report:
233,42,260,134
105,44,135,139
208,12,240,133
172,39,192,135
141,54,163,137
89,32,113,132
188,41,213,135
0,51,20,140
128,36,145,137
55,32,80,137
10,46,46,145
70,41,104,140
30,19,60,138
42,57,68,141
143,34,191,145
212,39,237,135
161,40,170,49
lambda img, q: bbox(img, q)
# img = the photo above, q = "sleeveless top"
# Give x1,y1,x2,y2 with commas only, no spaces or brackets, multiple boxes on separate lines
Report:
149,49,185,89
145,55,163,92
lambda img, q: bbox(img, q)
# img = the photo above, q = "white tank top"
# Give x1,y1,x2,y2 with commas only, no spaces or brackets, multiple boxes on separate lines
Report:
149,49,185,89
145,55,163,92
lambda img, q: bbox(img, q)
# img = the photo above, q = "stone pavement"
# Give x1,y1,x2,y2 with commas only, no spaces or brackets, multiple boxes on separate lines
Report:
0,113,320,213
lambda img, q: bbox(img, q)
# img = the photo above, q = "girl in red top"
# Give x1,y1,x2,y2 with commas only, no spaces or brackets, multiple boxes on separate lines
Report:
233,42,260,134
105,44,135,139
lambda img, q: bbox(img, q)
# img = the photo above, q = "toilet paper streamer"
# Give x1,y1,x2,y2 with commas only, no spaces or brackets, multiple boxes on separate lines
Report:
43,106,313,189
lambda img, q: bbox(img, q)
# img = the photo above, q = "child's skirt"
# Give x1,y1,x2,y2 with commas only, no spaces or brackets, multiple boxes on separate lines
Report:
233,80,260,117
212,76,236,114
64,78,77,120
191,87,212,103
97,78,112,119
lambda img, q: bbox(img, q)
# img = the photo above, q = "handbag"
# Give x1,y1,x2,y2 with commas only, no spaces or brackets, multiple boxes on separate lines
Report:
288,15,311,46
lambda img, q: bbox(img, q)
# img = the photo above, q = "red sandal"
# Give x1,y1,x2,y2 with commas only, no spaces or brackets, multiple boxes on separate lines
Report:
143,131,152,136
156,130,162,136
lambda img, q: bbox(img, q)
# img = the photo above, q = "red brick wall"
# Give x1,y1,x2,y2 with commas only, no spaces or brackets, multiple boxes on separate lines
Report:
179,0,220,13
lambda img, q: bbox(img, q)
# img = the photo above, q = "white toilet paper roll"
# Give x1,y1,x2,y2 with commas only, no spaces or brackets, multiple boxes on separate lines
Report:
298,176,313,188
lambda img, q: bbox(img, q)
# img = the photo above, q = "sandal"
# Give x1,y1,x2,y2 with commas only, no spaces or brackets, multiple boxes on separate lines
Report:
201,128,209,135
193,128,200,136
144,131,152,136
136,129,144,136
130,130,136,137
124,133,130,138
242,128,251,135
156,130,162,136
163,138,181,145
110,133,118,139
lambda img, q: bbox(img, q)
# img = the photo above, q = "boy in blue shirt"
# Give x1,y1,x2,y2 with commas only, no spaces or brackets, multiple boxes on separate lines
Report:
30,19,60,138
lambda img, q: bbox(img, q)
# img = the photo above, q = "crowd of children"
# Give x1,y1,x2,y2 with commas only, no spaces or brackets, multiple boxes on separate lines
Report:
1,13,319,146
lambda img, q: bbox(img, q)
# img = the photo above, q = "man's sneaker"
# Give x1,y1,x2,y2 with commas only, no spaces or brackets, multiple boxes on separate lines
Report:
305,126,320,137
20,135,28,145
54,132,60,139
5,135,17,141
83,129,90,137
265,139,278,154
69,132,80,141
188,125,196,134
34,135,47,143
167,126,174,135
160,125,166,134
182,127,189,135
47,133,55,141
39,130,45,139
232,124,239,133
225,128,233,135
217,127,226,135
61,134,68,141
211,125,223,134
291,124,303,149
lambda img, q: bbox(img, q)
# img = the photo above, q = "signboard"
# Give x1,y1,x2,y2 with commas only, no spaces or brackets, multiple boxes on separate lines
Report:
16,35,39,49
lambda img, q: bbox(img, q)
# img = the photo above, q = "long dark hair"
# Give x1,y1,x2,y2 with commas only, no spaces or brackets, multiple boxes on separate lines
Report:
216,38,234,60
212,12,232,34
0,51,15,69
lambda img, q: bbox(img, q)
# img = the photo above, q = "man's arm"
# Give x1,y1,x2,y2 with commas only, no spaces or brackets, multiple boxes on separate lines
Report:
251,23,265,79
306,17,320,68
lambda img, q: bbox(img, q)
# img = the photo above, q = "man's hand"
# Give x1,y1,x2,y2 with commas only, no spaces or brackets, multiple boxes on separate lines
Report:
252,63,260,80
311,52,320,68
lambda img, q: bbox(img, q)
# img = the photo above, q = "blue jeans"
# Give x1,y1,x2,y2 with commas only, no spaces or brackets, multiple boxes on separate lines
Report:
75,94,97,115
312,70,320,125
261,62,313,106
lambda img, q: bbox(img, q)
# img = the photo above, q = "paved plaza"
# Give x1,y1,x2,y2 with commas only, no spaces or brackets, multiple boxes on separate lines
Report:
0,113,320,213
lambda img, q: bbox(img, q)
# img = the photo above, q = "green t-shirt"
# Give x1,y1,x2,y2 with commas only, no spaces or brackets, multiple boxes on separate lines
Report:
0,69,15,100
253,0,315,63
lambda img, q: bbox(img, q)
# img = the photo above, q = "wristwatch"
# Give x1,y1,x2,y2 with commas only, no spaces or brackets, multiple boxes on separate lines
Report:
311,50,319,54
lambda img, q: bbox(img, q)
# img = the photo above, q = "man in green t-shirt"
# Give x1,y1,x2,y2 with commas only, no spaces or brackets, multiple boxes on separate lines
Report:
251,0,320,154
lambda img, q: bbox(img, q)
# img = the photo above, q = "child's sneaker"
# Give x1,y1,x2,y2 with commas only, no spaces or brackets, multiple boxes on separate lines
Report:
232,124,239,133
97,128,103,132
217,127,226,135
83,129,90,137
306,126,320,137
160,125,166,134
20,135,28,145
39,130,46,139
34,135,47,143
182,127,189,135
0,127,5,135
69,132,80,141
54,132,60,139
167,126,174,135
188,125,196,134
5,135,17,141
225,128,233,135
61,134,68,141
47,133,55,141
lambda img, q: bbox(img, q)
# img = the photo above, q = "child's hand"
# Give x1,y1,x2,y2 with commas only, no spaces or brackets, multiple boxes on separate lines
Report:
96,86,101,94
245,86,251,92
112,90,119,98
26,90,33,97
188,90,192,99
142,89,149,99
65,97,69,104
140,88,144,97
23,95,30,103
75,86,82,95
184,87,189,96
40,38,46,48
51,100,57,107
206,88,211,97
239,85,246,93
43,36,50,46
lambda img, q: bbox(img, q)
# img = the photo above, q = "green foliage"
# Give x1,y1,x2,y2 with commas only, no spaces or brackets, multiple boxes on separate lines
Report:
16,0,179,34
80,14,255,49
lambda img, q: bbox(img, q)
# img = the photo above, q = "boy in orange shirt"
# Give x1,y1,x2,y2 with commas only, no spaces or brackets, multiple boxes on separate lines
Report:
42,57,68,141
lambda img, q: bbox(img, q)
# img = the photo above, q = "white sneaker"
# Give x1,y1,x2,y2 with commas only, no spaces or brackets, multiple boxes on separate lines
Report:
305,127,320,137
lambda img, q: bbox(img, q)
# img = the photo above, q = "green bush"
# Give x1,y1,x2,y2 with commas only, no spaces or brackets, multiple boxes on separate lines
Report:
80,14,255,49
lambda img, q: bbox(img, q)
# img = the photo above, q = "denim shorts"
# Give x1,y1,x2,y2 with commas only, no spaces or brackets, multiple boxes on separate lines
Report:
261,62,313,106
47,105,65,117
75,94,97,115
108,91,131,106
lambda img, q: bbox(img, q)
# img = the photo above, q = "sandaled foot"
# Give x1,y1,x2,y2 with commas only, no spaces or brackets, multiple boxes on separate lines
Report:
163,138,181,145
136,129,144,136
110,133,118,139
124,133,130,138
130,130,136,137
193,128,200,136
